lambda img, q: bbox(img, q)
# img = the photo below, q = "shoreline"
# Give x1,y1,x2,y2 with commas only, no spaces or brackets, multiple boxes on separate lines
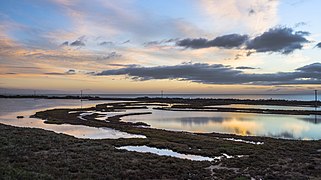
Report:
1,94,320,107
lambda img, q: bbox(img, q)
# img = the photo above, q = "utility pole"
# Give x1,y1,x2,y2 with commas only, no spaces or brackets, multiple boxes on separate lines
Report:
315,90,318,108
80,90,83,108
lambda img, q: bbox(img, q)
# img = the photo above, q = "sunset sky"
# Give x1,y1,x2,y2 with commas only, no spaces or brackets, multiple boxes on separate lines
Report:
0,0,320,94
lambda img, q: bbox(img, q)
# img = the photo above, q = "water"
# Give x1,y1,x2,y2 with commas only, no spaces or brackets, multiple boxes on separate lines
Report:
121,107,321,140
116,145,245,161
116,146,216,161
206,104,317,110
1,98,320,140
0,98,146,139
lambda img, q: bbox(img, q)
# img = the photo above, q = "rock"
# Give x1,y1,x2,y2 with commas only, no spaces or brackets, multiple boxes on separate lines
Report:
16,116,24,119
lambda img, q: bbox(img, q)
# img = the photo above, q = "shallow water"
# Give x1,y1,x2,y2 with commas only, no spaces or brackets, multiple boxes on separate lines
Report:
116,145,215,161
121,107,321,140
206,104,318,111
0,98,145,139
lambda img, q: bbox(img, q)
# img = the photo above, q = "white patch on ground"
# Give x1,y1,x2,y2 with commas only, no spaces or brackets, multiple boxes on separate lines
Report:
78,112,95,120
95,115,110,121
98,128,146,139
223,138,264,145
116,145,214,161
135,125,150,128
69,110,127,121
116,145,245,162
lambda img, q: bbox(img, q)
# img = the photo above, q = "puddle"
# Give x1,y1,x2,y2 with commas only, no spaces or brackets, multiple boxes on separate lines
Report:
69,110,129,121
116,145,243,161
223,138,264,145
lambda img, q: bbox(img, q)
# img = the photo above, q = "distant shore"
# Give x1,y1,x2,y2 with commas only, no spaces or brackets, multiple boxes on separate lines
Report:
1,94,320,107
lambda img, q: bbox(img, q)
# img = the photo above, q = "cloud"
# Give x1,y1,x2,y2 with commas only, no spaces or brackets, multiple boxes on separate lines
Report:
235,66,258,70
43,69,77,76
248,8,255,15
175,27,310,55
107,64,138,68
95,62,321,85
144,38,179,47
316,42,321,48
122,40,130,44
176,34,248,49
60,41,69,46
96,52,122,60
69,36,86,46
66,69,76,74
296,63,321,73
294,22,307,28
246,27,309,54
99,41,114,46
70,40,85,46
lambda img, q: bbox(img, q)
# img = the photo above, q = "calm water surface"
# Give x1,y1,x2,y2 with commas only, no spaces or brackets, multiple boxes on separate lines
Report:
1,98,320,140
122,107,321,140
0,98,145,139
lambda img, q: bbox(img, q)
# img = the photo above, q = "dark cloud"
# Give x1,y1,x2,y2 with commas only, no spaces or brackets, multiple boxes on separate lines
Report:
97,52,122,60
66,69,76,74
144,41,160,47
70,40,85,46
122,40,130,44
235,66,258,70
107,64,138,68
295,31,310,36
44,70,76,76
175,27,309,55
294,22,307,28
144,38,179,47
248,9,255,15
176,34,249,49
246,27,309,54
69,36,86,47
44,72,66,75
61,41,69,46
99,41,114,46
296,63,321,73
95,62,321,85
316,42,321,48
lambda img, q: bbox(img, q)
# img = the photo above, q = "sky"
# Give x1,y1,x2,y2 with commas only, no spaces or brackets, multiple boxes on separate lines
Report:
0,0,321,94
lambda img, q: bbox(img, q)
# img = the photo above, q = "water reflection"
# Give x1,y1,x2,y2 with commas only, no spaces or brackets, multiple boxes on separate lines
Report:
122,108,321,140
299,116,320,124
207,104,318,111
